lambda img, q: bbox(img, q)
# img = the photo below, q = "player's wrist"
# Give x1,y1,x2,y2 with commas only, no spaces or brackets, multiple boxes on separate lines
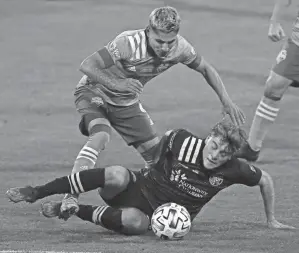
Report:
269,18,280,24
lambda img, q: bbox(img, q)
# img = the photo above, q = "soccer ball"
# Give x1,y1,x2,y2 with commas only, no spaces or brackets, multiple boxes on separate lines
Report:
151,202,191,240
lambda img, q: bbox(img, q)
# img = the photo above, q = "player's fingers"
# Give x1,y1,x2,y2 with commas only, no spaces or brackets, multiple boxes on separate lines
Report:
229,112,239,126
230,107,243,126
268,34,279,42
282,224,296,230
280,29,286,39
129,84,142,93
238,110,246,124
131,81,143,93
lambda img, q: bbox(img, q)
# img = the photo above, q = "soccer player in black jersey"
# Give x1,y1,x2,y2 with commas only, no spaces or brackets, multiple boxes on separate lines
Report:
6,119,294,235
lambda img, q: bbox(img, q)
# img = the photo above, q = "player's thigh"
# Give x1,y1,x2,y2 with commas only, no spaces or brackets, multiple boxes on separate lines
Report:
100,171,154,217
74,87,111,136
271,38,299,88
110,102,158,147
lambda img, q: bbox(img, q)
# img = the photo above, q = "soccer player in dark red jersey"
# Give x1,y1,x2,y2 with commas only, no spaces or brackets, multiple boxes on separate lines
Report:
6,119,294,235
64,6,245,221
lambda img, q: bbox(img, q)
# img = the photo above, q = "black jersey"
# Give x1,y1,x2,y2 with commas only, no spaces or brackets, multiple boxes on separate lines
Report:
139,129,262,218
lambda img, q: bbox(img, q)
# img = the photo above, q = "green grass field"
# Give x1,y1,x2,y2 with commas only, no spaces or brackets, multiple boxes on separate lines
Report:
1,0,299,252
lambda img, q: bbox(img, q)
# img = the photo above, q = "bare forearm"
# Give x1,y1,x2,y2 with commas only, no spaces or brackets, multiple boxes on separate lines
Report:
271,0,290,22
80,66,116,89
201,65,230,104
259,174,275,222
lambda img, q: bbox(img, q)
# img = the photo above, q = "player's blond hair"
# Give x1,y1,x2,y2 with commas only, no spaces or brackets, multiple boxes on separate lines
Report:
210,119,247,155
149,6,181,33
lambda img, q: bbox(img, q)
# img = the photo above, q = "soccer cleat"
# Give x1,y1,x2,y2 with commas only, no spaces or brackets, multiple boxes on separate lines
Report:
41,201,62,218
59,195,79,220
6,186,38,203
234,142,260,162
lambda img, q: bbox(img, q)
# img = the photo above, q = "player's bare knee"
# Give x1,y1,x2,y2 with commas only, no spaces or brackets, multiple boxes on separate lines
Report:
121,208,150,235
104,165,130,189
88,131,110,151
264,72,292,100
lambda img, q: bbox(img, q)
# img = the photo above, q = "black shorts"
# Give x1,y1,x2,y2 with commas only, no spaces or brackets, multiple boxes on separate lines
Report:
102,171,154,217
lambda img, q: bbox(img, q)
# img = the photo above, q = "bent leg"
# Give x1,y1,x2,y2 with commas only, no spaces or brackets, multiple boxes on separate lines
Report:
6,166,130,203
111,102,160,168
77,206,150,235
248,39,299,152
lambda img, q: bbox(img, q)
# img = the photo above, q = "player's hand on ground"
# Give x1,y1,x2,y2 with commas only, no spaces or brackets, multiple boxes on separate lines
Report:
222,100,245,127
268,21,286,42
267,219,296,230
120,78,143,94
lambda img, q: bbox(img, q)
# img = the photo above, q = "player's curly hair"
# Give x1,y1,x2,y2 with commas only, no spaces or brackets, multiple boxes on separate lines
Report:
210,119,247,155
149,6,181,33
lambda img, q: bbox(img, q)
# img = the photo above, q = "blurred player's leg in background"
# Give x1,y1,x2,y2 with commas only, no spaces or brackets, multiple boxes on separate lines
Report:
237,40,298,161
248,72,291,151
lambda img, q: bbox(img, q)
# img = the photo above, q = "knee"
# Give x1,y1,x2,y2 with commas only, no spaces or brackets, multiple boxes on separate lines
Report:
88,131,110,151
264,72,291,100
104,166,130,189
121,208,150,235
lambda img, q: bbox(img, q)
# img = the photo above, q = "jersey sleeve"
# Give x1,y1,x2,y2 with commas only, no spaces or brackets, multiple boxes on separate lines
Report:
177,36,201,65
104,35,132,63
232,159,262,186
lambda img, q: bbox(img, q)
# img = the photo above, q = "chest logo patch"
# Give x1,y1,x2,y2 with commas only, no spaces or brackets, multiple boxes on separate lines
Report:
209,175,223,187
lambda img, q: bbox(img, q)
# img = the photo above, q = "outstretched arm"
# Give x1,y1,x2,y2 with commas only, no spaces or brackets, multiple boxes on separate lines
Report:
188,58,245,126
268,0,291,42
258,169,295,229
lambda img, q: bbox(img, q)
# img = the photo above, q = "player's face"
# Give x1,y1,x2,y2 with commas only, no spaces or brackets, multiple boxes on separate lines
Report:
147,28,178,58
202,136,232,169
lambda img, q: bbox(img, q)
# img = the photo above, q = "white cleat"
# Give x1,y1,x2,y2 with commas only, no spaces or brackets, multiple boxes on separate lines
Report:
41,201,62,218
6,186,38,203
59,195,79,220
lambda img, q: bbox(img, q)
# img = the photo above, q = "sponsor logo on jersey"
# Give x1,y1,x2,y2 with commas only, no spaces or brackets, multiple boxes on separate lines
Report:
170,169,187,182
276,49,287,64
91,97,104,107
170,169,208,198
209,175,224,187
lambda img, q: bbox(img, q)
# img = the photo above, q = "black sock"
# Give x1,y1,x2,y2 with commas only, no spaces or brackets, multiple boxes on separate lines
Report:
80,205,123,233
101,207,123,233
35,177,71,199
76,204,98,222
35,168,106,200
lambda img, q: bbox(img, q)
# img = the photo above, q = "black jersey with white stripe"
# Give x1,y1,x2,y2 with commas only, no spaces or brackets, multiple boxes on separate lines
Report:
139,129,262,219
